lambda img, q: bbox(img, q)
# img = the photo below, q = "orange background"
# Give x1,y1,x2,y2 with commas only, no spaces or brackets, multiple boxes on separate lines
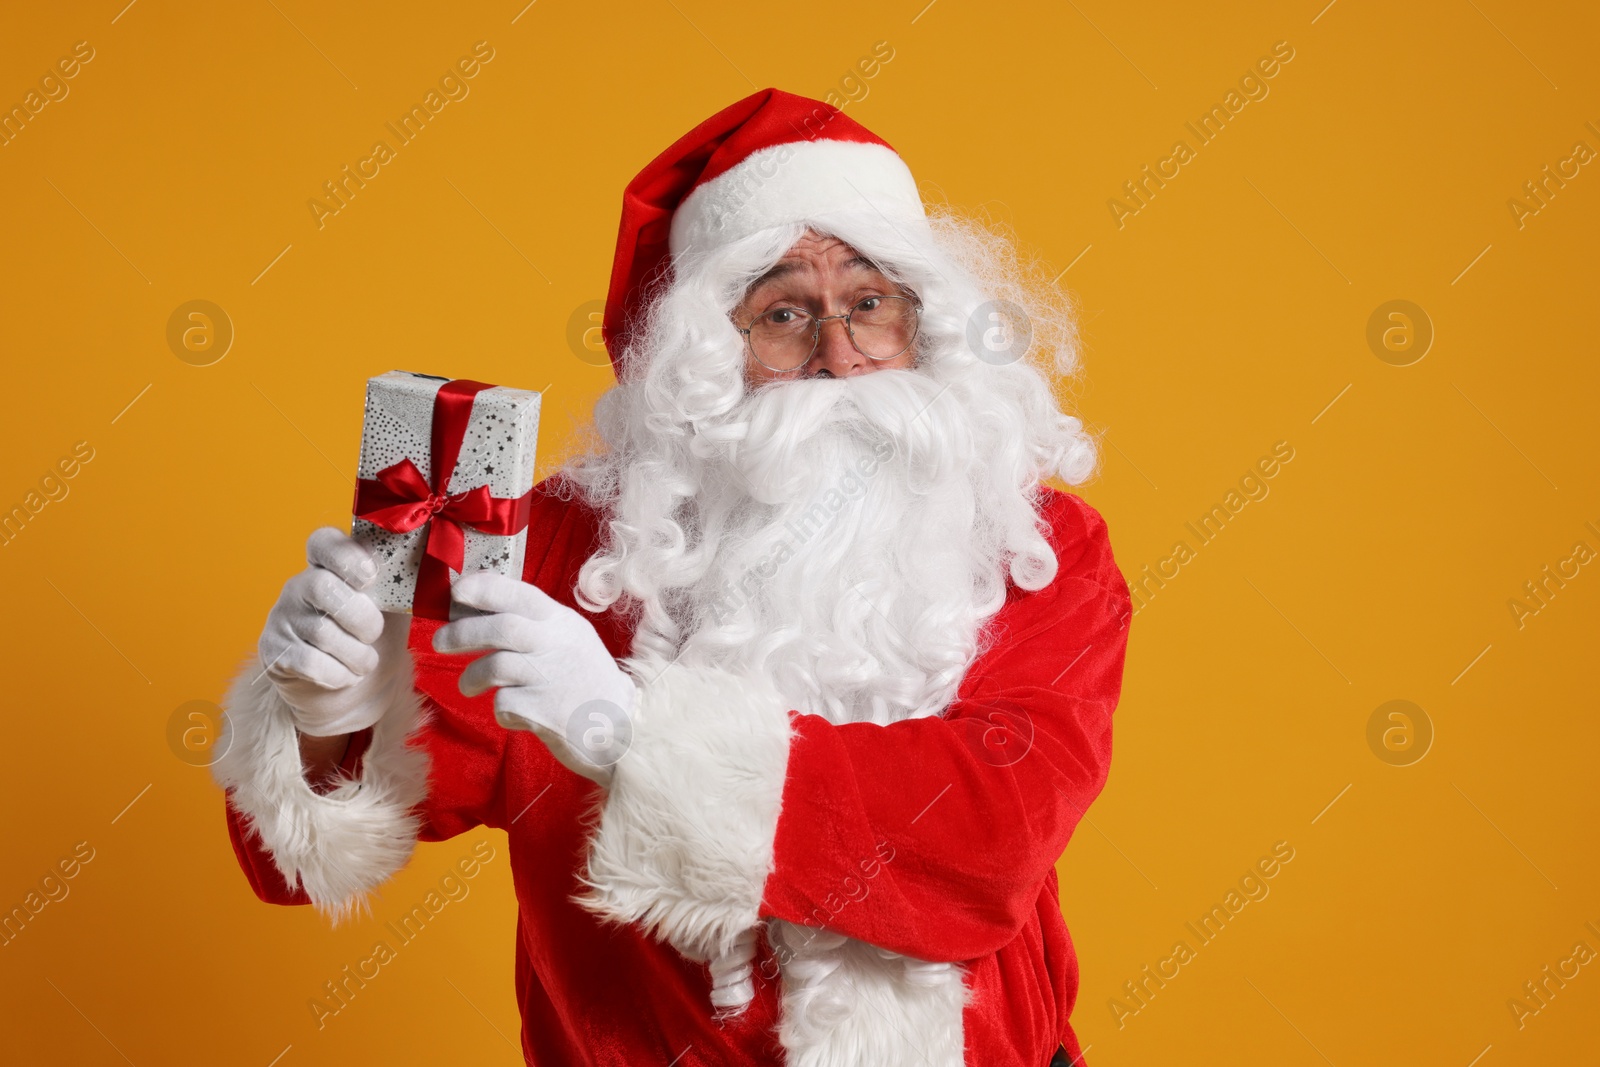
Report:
2,1,1596,1063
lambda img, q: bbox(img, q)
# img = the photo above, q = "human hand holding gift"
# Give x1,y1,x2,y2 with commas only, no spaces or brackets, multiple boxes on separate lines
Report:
258,528,413,737
255,371,542,745
432,571,639,789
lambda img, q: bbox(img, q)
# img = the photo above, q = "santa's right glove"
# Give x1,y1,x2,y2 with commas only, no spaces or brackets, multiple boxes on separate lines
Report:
257,527,412,737
431,570,638,789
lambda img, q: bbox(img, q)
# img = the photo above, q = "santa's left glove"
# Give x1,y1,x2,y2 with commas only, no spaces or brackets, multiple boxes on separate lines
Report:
432,571,638,789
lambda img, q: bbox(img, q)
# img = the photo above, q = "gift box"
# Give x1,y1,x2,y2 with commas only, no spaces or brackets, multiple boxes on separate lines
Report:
351,371,541,619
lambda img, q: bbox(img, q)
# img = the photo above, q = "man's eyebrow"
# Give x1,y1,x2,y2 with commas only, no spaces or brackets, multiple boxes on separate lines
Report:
749,254,884,290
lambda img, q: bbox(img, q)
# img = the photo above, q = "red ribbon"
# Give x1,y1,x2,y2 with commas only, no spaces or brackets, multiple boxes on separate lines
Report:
352,379,534,620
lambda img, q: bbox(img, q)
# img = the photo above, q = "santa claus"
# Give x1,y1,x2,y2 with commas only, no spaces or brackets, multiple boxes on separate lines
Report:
214,88,1132,1066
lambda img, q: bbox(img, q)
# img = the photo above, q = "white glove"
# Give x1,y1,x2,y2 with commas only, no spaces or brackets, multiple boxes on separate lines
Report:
258,527,412,737
431,571,638,788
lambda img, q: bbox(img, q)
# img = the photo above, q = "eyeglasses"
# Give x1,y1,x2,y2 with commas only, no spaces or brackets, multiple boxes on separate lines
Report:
735,294,923,373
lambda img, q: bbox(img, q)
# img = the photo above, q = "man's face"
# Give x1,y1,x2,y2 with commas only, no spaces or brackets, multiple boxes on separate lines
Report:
733,230,920,384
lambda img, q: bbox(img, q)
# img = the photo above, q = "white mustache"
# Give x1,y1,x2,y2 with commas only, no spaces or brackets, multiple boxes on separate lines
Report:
721,370,972,502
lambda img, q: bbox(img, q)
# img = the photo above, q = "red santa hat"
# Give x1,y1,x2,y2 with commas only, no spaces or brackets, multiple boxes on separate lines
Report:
601,88,926,372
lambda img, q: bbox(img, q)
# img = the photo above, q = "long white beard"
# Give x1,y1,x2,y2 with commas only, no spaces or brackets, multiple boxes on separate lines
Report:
648,370,1012,725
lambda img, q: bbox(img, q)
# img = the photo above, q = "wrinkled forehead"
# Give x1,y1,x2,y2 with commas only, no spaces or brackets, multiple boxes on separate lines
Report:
747,241,890,293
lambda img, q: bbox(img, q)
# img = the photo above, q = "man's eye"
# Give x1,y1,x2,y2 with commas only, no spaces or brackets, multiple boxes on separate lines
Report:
767,308,802,326
855,296,882,312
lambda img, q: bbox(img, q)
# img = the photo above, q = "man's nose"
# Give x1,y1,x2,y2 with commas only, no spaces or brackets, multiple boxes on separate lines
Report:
808,315,871,377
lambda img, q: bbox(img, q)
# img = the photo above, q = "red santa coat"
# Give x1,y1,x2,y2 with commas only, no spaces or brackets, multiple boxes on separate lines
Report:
214,476,1132,1066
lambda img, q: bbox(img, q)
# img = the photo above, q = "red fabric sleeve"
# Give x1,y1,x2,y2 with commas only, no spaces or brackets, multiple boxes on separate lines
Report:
223,795,312,905
759,489,1132,962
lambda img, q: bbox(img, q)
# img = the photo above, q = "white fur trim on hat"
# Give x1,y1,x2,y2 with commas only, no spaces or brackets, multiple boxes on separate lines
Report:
211,656,431,923
668,139,927,259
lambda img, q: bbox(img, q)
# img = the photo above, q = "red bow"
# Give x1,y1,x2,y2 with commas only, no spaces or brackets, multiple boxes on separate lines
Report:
352,379,534,619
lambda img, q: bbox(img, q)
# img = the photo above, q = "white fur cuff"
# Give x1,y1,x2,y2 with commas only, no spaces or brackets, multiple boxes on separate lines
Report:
574,662,793,963
211,655,431,923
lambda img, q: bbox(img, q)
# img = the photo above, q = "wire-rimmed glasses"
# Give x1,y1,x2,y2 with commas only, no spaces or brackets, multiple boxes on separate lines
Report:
735,294,923,373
